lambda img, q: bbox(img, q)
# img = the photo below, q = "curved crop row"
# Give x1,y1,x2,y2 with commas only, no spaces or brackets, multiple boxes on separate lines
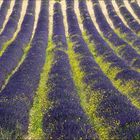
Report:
42,2,97,140
0,0,11,30
115,0,140,34
66,0,140,139
91,0,140,73
104,0,140,54
128,0,140,19
0,0,140,139
104,0,134,36
79,0,140,110
0,0,35,90
0,0,23,51
0,0,49,138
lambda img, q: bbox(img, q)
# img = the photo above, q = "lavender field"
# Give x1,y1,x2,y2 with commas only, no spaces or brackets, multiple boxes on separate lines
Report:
0,0,140,139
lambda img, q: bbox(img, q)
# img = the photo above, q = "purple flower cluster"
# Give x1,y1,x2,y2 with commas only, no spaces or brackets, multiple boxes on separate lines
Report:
0,0,49,136
0,0,23,50
104,0,135,37
52,3,67,47
0,0,35,89
79,0,140,139
115,0,140,33
104,0,140,59
0,0,11,29
80,0,140,92
66,0,82,36
43,2,97,139
91,0,140,70
128,0,140,19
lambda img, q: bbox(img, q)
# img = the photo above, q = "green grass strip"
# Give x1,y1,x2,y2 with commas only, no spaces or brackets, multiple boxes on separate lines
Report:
0,43,37,139
67,38,117,140
0,39,15,57
28,39,54,139
83,32,140,109
0,25,32,91
100,32,140,72
0,43,31,92
114,28,140,54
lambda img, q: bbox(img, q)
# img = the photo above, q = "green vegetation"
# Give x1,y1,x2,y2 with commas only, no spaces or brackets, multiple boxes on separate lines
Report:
28,39,54,139
115,29,140,54
100,33,140,72
67,38,115,140
0,124,23,140
0,43,31,92
0,39,14,57
83,32,140,109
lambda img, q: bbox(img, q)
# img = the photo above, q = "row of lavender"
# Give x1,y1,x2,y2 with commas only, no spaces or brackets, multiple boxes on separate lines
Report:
0,0,49,138
78,0,140,139
43,2,97,139
0,0,23,51
0,0,35,90
104,0,140,51
115,0,140,34
0,0,140,139
0,0,11,30
89,0,140,108
92,0,140,72
128,0,140,18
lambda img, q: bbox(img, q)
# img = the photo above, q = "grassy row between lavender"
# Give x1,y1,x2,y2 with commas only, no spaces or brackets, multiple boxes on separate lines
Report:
0,0,48,139
0,43,31,92
28,38,54,139
67,38,110,139
0,42,34,139
83,31,140,109
82,30,140,139
1,35,140,139
80,0,140,109
1,0,140,139
66,0,140,139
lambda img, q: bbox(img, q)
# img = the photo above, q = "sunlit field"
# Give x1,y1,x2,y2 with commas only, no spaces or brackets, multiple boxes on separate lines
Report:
0,0,140,139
